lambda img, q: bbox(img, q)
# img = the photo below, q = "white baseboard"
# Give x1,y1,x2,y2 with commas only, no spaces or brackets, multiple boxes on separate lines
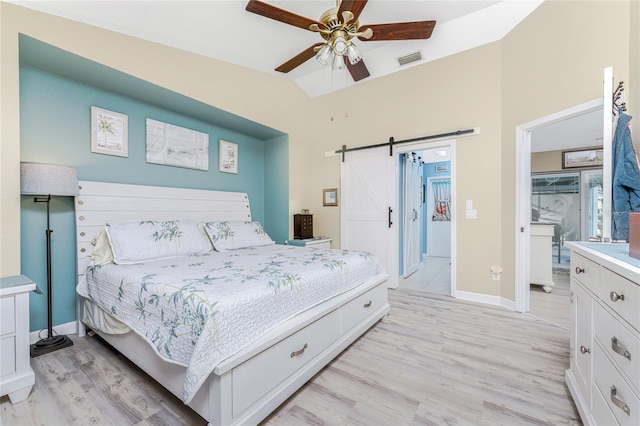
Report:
29,321,77,345
455,290,516,311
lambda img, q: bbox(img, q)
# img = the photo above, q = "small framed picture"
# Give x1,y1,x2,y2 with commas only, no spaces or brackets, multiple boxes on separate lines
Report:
91,106,128,157
562,148,603,169
323,188,338,206
219,140,238,174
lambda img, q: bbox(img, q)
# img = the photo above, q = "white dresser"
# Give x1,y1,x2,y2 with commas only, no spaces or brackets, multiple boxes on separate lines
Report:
566,242,640,425
0,275,36,404
530,223,555,292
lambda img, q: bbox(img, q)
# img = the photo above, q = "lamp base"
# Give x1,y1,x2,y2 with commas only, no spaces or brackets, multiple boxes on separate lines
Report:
30,335,73,357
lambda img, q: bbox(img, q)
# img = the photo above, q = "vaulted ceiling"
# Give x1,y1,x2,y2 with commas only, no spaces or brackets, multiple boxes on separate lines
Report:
8,0,542,97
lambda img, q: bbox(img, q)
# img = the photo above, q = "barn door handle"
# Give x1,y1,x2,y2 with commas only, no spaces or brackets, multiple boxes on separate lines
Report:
388,207,393,228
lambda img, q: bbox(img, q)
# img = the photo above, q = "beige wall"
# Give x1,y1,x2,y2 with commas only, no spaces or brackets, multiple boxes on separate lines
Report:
1,1,636,301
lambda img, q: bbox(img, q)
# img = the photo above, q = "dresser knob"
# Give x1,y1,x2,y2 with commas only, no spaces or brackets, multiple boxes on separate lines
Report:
575,267,585,274
580,345,590,354
80,248,86,253
610,291,625,302
80,232,86,237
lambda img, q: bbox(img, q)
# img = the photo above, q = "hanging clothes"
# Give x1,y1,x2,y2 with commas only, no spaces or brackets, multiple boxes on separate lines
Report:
612,112,640,241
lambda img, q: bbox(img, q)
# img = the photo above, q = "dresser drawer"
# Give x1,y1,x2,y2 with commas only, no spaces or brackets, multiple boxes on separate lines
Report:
571,253,600,294
593,382,621,426
600,267,640,332
594,302,640,393
0,296,15,336
594,344,640,425
341,283,387,333
232,309,341,417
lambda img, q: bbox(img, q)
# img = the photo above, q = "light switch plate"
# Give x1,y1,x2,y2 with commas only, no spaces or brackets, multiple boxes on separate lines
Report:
466,200,473,209
466,209,477,219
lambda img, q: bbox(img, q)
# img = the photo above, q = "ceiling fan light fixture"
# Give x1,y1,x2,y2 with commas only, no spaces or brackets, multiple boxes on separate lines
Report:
332,53,345,70
333,35,348,55
346,43,361,65
315,43,332,66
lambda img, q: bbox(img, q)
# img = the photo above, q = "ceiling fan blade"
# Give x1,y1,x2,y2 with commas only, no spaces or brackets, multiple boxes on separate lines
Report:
275,43,325,73
346,59,370,82
358,21,436,41
338,0,368,22
246,0,324,31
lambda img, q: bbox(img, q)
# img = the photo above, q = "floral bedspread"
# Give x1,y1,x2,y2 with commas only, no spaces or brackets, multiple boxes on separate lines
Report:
76,244,384,403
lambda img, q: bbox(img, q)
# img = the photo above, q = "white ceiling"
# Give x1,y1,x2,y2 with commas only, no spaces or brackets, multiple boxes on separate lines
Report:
8,0,542,97
9,0,602,152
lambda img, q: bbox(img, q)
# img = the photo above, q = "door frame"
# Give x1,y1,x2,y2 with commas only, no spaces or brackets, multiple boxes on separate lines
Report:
396,140,456,297
514,98,604,312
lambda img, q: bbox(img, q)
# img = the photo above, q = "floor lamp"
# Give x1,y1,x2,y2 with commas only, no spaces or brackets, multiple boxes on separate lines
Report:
20,162,79,357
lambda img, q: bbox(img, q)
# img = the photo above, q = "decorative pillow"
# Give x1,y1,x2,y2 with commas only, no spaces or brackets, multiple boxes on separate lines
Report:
203,221,275,252
90,229,114,265
105,220,212,264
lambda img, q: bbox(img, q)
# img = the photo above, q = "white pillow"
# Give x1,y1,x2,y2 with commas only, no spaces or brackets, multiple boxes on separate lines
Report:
203,221,275,252
105,220,212,264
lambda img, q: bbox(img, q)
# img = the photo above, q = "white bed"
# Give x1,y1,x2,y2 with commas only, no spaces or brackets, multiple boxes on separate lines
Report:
74,181,390,426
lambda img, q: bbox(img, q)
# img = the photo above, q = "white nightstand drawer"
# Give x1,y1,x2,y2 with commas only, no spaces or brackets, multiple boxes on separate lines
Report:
600,267,640,332
0,296,15,336
593,382,621,426
594,302,640,394
0,336,16,376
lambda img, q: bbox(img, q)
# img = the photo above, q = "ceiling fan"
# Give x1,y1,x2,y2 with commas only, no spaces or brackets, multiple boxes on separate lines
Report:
246,0,436,82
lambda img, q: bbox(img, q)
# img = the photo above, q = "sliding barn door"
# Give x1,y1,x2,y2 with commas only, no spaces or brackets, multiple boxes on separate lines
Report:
341,147,398,288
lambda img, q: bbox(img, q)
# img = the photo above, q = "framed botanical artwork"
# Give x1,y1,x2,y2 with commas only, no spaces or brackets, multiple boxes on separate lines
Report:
90,106,128,157
323,188,338,206
219,140,238,174
562,148,603,169
146,118,209,171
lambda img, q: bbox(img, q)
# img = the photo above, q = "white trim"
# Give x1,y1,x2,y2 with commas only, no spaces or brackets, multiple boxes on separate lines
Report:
29,320,77,345
455,290,516,311
514,97,604,312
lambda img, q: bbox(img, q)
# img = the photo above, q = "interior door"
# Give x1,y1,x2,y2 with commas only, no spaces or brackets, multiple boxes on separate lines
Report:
341,146,398,288
403,154,422,277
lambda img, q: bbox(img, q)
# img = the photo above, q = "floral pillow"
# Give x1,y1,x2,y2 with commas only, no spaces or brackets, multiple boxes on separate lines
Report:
203,221,275,252
105,220,212,264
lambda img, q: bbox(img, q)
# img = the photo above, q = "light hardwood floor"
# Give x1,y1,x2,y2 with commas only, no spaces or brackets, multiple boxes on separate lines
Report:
1,289,580,426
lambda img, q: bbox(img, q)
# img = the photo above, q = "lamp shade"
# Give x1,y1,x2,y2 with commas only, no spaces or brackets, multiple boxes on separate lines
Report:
20,162,79,196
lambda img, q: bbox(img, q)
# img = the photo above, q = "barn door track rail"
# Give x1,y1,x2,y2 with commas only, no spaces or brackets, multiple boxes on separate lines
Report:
335,128,478,162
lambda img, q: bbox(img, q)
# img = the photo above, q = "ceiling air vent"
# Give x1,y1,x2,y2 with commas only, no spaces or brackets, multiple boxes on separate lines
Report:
397,51,423,67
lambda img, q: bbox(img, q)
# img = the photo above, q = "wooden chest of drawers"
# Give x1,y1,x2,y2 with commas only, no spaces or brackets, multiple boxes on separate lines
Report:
293,214,313,240
566,242,640,425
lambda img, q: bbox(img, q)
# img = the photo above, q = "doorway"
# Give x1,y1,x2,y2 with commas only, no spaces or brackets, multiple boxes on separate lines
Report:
515,97,604,312
398,142,454,296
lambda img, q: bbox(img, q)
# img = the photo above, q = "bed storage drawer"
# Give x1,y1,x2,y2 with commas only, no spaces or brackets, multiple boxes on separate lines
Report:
340,283,387,333
231,308,341,417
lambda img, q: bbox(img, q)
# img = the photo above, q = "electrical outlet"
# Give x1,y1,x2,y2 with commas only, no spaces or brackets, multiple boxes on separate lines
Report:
466,209,477,219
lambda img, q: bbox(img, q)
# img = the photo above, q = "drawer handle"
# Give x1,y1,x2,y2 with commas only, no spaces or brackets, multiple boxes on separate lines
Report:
611,385,631,416
290,343,308,358
610,291,625,302
580,345,590,354
363,300,372,308
575,267,585,274
611,337,631,360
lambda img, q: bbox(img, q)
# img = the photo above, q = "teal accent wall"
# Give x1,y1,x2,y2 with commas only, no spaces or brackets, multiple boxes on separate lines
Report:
20,65,289,332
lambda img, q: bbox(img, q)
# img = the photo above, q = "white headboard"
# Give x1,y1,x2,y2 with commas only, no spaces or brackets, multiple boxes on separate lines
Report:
75,180,251,275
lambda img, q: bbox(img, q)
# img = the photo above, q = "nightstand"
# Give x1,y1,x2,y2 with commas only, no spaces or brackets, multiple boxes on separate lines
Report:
285,237,332,249
1,275,36,404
